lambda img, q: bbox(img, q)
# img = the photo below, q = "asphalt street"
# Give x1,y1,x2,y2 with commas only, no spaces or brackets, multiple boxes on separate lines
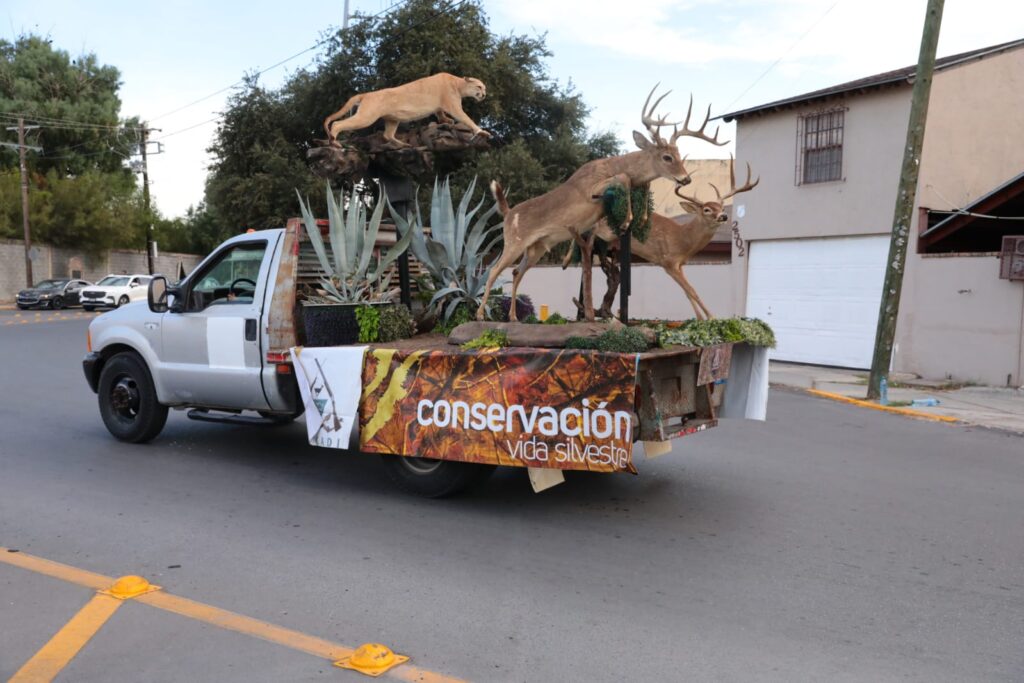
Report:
1,309,1023,682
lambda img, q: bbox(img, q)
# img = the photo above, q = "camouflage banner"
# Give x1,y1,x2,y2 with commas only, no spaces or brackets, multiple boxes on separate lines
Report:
359,348,639,473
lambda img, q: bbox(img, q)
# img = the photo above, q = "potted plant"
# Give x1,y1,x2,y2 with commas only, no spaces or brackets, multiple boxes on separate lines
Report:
296,184,414,346
388,176,504,334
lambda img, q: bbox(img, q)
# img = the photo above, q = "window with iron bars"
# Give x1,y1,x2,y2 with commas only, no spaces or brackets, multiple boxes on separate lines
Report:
796,108,846,185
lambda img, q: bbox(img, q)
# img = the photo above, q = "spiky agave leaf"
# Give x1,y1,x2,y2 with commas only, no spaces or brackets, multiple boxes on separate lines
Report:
296,191,334,280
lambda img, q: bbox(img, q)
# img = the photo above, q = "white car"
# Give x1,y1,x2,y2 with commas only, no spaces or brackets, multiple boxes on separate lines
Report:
80,274,153,311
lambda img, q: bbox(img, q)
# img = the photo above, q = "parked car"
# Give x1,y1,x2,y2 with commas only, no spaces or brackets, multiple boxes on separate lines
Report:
80,274,152,311
16,279,92,310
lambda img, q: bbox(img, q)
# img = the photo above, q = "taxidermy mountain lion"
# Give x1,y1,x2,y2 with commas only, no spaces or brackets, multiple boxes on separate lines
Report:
323,73,490,147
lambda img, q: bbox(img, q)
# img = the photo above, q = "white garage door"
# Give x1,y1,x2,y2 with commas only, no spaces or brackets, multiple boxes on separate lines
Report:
746,236,888,368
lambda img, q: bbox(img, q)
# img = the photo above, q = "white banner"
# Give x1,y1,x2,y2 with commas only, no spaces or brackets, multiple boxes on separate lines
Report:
291,346,367,449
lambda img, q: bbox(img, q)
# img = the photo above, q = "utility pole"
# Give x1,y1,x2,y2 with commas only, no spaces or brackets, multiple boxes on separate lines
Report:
140,125,155,274
4,118,41,288
867,0,945,400
343,0,350,29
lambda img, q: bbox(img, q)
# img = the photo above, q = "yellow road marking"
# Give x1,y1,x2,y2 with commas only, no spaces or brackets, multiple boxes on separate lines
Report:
807,389,960,423
8,593,123,683
0,548,467,682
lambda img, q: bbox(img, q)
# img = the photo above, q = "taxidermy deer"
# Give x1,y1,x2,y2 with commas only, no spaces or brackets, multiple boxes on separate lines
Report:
591,156,759,320
323,73,490,148
476,88,727,321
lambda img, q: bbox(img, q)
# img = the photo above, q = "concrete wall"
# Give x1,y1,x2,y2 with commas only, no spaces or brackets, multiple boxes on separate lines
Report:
505,262,737,321
898,254,1024,386
0,239,203,303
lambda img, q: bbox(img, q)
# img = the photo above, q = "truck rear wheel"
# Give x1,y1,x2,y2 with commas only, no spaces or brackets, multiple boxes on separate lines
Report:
378,455,494,498
98,352,168,443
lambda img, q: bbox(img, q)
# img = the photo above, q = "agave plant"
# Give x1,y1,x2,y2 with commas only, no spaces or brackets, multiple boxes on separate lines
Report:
296,184,413,304
389,176,503,323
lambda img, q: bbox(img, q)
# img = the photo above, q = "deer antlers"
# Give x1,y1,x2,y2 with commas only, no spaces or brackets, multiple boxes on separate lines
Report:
675,156,760,204
641,84,682,146
671,95,730,147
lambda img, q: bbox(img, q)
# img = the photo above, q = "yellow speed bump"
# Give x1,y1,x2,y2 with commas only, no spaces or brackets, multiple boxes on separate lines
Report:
100,574,162,600
334,643,409,677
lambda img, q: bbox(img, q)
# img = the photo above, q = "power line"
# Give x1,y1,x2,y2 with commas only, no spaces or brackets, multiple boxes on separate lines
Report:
722,0,843,114
0,112,144,132
150,0,414,124
153,0,469,141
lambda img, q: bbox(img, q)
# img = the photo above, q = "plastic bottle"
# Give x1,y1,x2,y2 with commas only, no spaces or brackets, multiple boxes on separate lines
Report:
879,377,889,405
911,397,940,407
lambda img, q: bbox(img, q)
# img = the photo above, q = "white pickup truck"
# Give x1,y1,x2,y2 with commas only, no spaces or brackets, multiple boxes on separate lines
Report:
83,220,746,496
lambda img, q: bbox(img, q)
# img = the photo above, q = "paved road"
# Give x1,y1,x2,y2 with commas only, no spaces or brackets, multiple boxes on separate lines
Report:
2,311,1023,681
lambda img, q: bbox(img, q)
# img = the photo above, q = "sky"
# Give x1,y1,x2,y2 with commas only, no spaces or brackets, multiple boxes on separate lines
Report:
4,0,1022,218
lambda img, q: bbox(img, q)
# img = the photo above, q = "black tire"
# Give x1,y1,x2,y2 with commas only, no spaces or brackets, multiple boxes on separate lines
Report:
83,305,95,312
97,352,168,443
117,295,130,307
257,409,304,425
378,455,495,498
51,296,64,310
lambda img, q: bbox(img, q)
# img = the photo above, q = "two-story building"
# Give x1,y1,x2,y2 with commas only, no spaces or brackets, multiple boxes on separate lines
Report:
721,38,1024,386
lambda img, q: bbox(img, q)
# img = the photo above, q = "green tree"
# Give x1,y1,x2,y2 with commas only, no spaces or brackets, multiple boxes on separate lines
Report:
0,34,154,251
205,0,621,228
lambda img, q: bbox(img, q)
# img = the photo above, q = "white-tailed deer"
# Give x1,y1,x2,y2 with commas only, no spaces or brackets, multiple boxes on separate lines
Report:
476,87,727,321
591,156,759,320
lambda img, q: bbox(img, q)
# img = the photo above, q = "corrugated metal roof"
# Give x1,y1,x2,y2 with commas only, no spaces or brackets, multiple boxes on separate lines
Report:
721,38,1024,122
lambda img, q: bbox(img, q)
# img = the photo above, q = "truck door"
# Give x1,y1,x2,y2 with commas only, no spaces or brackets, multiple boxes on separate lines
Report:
159,237,278,410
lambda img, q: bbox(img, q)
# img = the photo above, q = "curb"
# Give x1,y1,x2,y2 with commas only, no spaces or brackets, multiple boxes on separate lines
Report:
806,389,960,424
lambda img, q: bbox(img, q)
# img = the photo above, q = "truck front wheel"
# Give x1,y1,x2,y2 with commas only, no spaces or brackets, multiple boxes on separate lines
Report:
379,455,494,498
98,352,168,443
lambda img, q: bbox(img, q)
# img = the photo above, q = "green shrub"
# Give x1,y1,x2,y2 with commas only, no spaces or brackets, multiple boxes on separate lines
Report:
435,302,476,335
461,329,509,350
355,305,381,343
544,312,568,325
378,304,415,342
565,326,650,353
657,317,776,348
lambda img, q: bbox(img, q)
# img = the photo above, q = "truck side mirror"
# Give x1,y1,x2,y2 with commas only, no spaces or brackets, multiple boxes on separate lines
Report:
148,276,169,313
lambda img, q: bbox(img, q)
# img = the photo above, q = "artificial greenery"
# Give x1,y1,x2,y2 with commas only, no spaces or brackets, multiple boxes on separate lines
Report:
656,318,777,348
355,305,381,343
602,183,654,243
544,312,569,325
435,302,476,336
461,329,510,350
565,327,651,353
377,304,416,342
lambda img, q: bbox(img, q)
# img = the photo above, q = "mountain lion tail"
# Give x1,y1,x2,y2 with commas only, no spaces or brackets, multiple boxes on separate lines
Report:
323,94,363,137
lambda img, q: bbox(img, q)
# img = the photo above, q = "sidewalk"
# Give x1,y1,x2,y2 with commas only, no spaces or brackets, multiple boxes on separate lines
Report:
771,361,1024,434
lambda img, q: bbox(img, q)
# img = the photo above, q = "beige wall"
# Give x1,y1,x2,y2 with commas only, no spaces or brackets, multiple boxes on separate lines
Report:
917,48,1024,212
505,263,737,321
733,89,911,243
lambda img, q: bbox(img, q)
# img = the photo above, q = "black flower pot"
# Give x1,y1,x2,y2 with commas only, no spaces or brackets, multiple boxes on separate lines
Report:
301,303,362,346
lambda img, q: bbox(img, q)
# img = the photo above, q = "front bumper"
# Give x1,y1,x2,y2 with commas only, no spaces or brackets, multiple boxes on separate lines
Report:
83,352,102,393
16,297,48,307
81,294,115,306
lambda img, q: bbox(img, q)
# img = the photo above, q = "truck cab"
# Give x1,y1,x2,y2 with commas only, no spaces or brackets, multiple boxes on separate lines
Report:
82,228,301,442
